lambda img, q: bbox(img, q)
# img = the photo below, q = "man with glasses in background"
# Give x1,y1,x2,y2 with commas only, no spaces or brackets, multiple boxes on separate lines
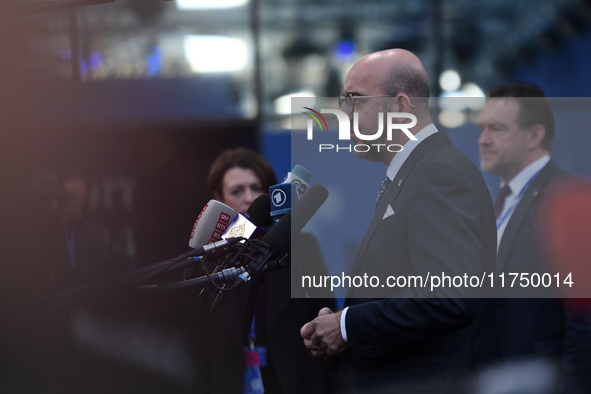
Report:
301,48,499,393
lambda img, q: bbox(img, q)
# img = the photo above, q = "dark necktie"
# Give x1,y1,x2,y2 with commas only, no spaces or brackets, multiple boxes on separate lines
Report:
375,175,392,213
494,185,512,219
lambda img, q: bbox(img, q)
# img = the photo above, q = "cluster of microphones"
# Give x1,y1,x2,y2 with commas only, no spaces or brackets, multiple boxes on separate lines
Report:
135,165,328,311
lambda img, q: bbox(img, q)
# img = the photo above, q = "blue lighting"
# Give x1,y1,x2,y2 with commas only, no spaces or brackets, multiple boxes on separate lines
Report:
334,39,356,63
146,45,163,77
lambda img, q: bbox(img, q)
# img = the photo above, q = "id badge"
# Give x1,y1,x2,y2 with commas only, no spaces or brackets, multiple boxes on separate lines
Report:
243,347,266,394
243,365,264,394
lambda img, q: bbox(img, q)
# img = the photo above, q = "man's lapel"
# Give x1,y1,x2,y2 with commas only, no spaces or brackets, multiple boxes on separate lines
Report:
496,161,559,274
347,132,450,288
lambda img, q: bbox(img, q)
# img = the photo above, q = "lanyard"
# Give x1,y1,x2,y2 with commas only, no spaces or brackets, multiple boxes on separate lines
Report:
496,169,542,230
249,316,256,348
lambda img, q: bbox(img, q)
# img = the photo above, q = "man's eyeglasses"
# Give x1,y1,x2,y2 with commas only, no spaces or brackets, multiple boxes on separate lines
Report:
337,94,414,113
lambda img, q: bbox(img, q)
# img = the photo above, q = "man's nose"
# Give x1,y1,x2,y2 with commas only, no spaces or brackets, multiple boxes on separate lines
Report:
340,100,352,117
478,129,491,146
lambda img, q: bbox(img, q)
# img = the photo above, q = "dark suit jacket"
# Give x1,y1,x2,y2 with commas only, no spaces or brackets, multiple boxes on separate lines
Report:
495,160,567,356
340,131,499,394
493,160,590,390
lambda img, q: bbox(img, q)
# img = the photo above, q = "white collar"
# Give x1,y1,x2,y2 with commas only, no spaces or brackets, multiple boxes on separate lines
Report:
386,123,439,181
505,155,550,196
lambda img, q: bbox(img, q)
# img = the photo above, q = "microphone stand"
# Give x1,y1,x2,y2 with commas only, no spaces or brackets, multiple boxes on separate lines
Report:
137,259,291,291
136,219,295,355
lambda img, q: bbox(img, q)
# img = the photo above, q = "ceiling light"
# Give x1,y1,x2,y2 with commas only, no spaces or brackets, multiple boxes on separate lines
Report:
184,36,248,73
461,82,486,111
176,0,248,10
439,69,461,92
438,110,466,128
438,91,467,111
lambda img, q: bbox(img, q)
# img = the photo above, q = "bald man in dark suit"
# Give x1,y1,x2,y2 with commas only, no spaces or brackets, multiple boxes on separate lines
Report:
301,49,499,394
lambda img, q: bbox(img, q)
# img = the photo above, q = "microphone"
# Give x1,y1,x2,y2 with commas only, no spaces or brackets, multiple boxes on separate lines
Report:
205,201,271,263
221,212,266,241
175,200,234,294
188,200,235,249
269,164,312,224
198,198,270,310
247,194,273,229
189,237,244,257
232,184,329,287
115,200,235,285
282,164,311,198
127,200,241,293
269,183,297,224
192,199,269,264
265,183,329,255
142,266,247,292
144,186,329,296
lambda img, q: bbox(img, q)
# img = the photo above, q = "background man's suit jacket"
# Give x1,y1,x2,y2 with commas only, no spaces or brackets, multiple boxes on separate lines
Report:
341,131,499,394
494,160,591,391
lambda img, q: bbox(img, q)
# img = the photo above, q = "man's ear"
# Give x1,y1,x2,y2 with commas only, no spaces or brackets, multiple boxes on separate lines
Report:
393,94,414,124
398,94,415,112
527,124,546,150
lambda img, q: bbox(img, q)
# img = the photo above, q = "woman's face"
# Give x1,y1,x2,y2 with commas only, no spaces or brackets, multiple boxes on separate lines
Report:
219,167,264,215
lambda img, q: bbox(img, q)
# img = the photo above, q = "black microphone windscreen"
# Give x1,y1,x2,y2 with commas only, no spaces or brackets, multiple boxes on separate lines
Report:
262,184,328,255
248,194,273,228
262,210,291,255
291,184,329,232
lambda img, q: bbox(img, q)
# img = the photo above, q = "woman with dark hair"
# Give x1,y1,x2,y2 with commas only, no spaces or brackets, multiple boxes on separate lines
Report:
206,147,277,215
196,147,338,394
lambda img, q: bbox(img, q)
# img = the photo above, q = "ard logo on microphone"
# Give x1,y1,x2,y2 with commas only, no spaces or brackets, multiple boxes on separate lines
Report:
302,107,417,153
271,188,287,207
